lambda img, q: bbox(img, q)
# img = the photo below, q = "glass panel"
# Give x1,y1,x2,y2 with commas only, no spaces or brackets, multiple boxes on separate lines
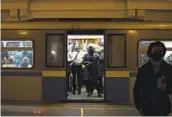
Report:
46,35,65,67
1,41,4,47
138,51,149,67
1,41,33,48
1,50,33,68
164,51,172,65
138,40,172,66
139,41,172,48
139,41,155,48
107,35,126,68
138,51,172,66
163,42,172,48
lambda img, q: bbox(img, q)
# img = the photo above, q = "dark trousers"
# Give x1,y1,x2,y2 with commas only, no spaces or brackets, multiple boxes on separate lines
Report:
67,63,72,91
72,65,82,92
98,76,103,91
142,110,169,116
67,70,71,91
88,78,101,94
142,103,170,116
86,83,88,92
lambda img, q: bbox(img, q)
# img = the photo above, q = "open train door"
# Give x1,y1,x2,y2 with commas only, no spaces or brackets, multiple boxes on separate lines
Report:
43,31,67,102
105,30,129,104
67,30,105,101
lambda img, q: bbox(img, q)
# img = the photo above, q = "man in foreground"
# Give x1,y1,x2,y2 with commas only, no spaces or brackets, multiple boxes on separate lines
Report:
133,41,172,116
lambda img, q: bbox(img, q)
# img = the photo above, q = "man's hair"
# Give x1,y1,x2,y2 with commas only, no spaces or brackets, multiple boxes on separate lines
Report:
147,41,167,58
87,46,95,51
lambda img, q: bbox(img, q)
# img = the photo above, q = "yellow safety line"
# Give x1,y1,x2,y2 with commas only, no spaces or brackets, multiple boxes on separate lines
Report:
81,107,134,110
80,108,84,116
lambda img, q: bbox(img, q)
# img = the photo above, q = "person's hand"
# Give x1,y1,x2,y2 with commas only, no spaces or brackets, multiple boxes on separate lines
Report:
169,112,172,116
139,108,143,115
85,62,92,66
158,77,166,92
159,83,166,91
87,62,92,64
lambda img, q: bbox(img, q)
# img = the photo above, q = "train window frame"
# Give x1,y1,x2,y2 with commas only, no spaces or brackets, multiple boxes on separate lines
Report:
1,39,35,69
137,39,172,67
45,34,65,68
106,34,127,68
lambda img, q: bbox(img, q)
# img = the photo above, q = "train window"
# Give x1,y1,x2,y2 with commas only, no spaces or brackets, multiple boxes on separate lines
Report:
2,41,33,48
138,51,149,66
139,41,155,48
107,34,126,68
138,40,172,66
1,40,33,68
164,51,172,65
46,34,65,67
139,41,172,49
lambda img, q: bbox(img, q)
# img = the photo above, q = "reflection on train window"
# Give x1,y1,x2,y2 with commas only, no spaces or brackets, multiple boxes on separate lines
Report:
107,35,126,68
1,41,33,48
139,41,172,48
139,41,155,48
1,40,33,68
138,51,149,67
138,40,172,66
164,51,172,65
46,35,65,67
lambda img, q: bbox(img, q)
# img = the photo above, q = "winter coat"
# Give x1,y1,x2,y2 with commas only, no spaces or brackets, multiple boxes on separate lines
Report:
133,60,172,116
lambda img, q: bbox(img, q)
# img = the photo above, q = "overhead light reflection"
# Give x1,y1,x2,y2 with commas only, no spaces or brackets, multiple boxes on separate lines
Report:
19,31,28,35
128,30,137,34
159,24,166,27
51,50,56,55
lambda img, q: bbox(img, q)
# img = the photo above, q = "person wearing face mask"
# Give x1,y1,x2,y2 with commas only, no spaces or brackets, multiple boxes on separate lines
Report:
133,41,172,116
83,46,102,97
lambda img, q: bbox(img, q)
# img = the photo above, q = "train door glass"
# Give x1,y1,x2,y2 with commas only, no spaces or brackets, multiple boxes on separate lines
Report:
67,34,104,101
44,33,67,102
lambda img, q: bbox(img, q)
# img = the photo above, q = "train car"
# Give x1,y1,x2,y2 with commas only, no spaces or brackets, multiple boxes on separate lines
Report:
1,22,172,104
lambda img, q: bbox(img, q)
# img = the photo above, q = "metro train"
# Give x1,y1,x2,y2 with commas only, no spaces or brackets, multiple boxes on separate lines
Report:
1,22,172,104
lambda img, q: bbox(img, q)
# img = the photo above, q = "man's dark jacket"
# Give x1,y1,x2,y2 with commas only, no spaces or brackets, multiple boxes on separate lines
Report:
133,60,172,115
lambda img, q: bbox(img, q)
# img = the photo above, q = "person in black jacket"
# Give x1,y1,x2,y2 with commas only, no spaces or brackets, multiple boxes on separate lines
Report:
83,46,102,97
133,41,172,116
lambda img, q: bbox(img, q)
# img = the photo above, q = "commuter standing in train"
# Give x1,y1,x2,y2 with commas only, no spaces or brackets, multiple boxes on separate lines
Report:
1,42,9,66
69,42,85,95
133,41,172,116
97,50,104,94
67,42,74,92
83,46,102,97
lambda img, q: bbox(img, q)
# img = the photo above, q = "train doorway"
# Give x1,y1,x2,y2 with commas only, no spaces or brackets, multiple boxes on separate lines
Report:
67,30,105,101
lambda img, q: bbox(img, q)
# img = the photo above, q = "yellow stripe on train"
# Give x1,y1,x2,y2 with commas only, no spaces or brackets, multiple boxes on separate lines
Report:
42,71,129,78
42,71,66,77
106,71,129,78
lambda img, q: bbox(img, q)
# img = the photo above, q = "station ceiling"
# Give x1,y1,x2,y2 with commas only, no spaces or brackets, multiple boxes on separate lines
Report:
1,0,172,22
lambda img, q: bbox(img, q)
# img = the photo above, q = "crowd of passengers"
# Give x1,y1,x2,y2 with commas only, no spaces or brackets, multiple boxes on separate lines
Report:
67,42,104,97
1,50,32,68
